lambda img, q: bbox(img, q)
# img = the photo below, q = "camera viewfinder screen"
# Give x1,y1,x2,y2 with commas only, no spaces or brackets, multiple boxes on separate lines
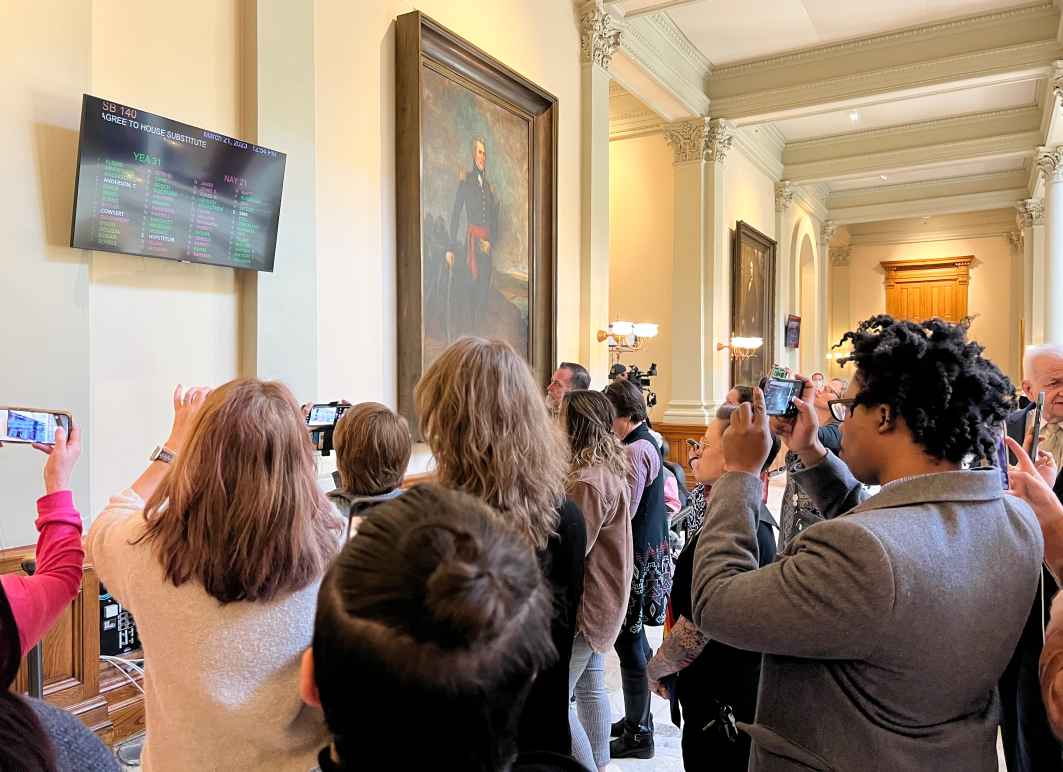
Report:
763,380,798,416
307,406,339,427
0,410,66,444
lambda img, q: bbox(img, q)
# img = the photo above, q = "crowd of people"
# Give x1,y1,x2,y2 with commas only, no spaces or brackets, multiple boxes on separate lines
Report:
5,317,1063,771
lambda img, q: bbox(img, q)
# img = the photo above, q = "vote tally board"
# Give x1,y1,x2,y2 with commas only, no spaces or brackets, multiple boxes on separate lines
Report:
70,95,286,272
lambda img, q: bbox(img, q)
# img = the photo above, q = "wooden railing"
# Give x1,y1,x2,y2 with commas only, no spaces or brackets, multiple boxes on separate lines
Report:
0,545,144,747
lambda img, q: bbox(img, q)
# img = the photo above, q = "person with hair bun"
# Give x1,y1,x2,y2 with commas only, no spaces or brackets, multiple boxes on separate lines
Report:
300,484,584,771
559,390,632,771
692,316,1043,771
415,337,586,758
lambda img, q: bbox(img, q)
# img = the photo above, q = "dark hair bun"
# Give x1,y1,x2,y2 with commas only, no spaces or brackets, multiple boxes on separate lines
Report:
420,527,516,648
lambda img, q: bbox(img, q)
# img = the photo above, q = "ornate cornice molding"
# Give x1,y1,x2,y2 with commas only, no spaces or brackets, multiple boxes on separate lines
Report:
709,42,1057,121
620,13,710,116
711,3,1055,78
1037,146,1063,184
1052,60,1063,106
775,180,794,212
829,246,851,267
642,11,711,77
783,106,1039,151
829,189,1028,226
663,117,734,164
1017,197,1045,227
579,1,623,70
785,130,1039,184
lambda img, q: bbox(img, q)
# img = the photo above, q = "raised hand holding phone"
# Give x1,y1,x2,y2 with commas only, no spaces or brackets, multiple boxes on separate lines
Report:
33,422,82,495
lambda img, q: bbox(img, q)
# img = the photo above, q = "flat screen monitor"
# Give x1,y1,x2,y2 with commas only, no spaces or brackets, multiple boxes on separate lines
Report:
70,94,286,271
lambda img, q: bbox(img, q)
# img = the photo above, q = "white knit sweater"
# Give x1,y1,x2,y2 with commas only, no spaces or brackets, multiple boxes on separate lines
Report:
88,490,338,772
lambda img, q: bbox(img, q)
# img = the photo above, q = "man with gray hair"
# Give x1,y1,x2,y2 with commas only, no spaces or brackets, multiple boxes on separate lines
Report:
1000,342,1063,772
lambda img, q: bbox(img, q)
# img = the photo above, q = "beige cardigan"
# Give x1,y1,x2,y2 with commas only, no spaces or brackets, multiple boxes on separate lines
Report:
567,465,632,653
88,490,341,772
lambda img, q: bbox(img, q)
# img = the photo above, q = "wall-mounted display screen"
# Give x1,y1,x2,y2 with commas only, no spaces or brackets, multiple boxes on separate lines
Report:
70,95,286,271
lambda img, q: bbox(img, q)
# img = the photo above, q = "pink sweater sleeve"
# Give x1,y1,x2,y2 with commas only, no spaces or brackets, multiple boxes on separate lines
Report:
0,491,85,656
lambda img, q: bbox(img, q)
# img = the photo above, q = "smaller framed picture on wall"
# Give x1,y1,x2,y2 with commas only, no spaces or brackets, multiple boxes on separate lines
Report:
785,314,801,349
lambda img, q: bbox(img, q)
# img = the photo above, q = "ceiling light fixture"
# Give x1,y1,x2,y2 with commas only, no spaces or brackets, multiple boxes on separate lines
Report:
880,174,888,181
849,111,860,122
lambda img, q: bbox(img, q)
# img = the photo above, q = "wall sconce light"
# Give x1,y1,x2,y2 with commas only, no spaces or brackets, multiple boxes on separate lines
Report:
597,320,659,362
716,336,764,361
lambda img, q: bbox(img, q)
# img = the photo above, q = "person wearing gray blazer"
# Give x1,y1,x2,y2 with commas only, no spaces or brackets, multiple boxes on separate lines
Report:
693,316,1045,771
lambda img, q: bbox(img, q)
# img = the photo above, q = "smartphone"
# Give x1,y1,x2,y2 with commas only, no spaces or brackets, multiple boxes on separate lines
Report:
306,403,351,429
996,425,1010,491
761,377,802,418
1030,391,1045,461
0,407,72,445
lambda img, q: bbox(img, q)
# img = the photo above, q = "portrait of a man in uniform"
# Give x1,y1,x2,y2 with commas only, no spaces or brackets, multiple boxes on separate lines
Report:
421,66,530,366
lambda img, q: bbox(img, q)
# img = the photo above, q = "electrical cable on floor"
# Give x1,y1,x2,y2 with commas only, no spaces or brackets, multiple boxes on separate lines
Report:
99,655,145,693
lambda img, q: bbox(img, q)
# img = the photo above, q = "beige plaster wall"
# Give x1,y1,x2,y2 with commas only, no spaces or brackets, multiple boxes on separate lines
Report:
609,133,674,422
842,235,1018,383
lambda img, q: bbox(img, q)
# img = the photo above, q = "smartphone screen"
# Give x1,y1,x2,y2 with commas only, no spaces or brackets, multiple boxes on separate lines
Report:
0,409,70,444
307,405,339,428
996,428,1010,491
306,404,350,428
762,378,801,417
1030,392,1045,460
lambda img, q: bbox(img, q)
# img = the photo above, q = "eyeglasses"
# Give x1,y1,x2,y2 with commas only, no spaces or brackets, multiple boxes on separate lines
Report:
828,399,857,422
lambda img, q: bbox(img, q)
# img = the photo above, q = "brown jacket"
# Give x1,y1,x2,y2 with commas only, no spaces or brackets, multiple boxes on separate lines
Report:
567,464,632,653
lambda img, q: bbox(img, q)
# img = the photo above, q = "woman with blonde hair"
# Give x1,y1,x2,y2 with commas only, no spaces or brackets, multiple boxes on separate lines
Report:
560,389,632,772
415,337,586,757
88,380,344,771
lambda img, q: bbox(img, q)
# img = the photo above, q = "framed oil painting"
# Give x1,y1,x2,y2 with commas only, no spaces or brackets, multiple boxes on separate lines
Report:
396,11,558,432
730,221,777,387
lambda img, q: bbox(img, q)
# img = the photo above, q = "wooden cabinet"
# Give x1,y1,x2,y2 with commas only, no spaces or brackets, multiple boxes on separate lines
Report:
1,544,144,747
881,257,972,323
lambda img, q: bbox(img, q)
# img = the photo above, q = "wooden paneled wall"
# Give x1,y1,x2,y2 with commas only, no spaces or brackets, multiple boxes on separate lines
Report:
657,422,707,490
1,545,144,747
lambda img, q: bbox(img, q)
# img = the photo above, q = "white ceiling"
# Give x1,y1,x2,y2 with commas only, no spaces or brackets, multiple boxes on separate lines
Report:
828,156,1026,191
774,80,1040,142
667,0,1033,66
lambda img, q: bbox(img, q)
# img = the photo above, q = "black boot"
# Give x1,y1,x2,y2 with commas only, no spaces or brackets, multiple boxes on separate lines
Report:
610,719,655,759
610,712,653,738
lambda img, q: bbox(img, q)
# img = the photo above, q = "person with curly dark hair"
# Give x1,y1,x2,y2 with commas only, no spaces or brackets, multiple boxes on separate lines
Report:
691,315,1044,771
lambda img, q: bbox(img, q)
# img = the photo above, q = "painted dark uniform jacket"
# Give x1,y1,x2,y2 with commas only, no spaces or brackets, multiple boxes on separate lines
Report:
447,166,500,335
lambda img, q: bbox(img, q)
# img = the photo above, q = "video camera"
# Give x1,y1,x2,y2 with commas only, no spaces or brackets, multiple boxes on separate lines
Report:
609,362,659,409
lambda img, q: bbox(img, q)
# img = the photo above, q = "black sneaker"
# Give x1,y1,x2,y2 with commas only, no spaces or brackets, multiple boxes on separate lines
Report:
610,722,654,760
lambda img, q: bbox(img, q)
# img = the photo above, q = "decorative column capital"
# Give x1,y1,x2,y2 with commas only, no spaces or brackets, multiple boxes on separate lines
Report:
829,246,851,266
1008,230,1024,254
820,220,837,251
775,180,794,213
578,1,623,70
663,117,734,165
1016,198,1045,228
1037,146,1063,184
1052,60,1063,106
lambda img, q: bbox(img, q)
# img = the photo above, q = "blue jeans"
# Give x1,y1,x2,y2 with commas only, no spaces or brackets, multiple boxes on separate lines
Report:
568,634,610,770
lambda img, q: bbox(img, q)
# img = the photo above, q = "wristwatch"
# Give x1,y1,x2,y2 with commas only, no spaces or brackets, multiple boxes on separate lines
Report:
149,445,177,464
